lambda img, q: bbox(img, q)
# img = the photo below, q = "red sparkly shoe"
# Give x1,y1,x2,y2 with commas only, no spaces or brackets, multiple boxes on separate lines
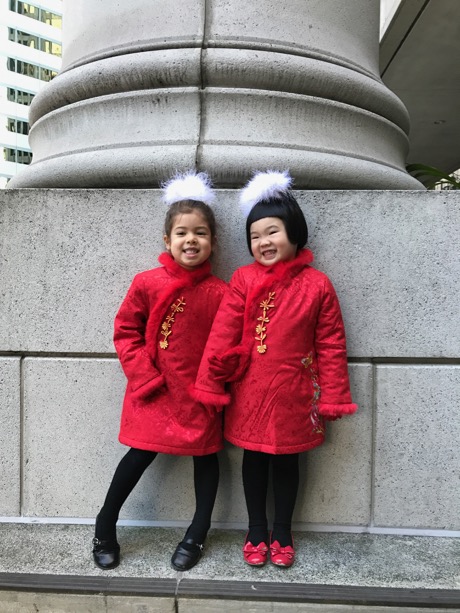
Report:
243,536,269,566
269,538,295,567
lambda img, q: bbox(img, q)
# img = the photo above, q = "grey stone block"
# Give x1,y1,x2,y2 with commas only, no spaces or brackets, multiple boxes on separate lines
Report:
204,364,372,528
22,357,232,522
22,357,209,522
305,190,460,358
107,596,175,613
374,365,460,530
0,358,20,516
2,190,458,358
2,187,460,532
23,358,126,517
299,364,373,526
21,358,370,527
0,189,168,353
0,592,107,613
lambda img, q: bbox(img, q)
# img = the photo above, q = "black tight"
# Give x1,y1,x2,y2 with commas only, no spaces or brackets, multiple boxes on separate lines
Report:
96,448,219,544
242,449,299,547
186,453,220,543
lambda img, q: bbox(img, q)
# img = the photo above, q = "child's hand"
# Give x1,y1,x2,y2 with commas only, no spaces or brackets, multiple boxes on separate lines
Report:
131,374,166,402
201,404,224,414
208,354,239,381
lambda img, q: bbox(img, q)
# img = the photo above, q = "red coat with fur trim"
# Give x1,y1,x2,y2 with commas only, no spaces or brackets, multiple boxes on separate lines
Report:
194,249,357,454
114,253,226,455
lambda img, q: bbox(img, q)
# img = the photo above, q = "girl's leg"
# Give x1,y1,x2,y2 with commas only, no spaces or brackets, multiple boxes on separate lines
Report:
96,447,157,541
186,453,220,543
271,453,299,547
171,453,219,571
242,449,270,545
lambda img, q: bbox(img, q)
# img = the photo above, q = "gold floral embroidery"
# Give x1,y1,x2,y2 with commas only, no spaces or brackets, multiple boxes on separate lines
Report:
302,352,325,434
255,291,275,354
159,297,186,349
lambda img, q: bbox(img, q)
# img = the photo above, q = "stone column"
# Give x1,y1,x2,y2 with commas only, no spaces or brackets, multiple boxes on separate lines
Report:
9,0,422,189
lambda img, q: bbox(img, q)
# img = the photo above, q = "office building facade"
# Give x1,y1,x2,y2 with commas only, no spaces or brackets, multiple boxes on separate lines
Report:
0,0,62,187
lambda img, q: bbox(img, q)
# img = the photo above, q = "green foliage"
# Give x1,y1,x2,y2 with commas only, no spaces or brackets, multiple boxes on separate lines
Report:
406,164,460,190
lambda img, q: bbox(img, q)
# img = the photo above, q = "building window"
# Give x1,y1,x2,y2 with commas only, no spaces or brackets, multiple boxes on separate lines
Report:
7,118,30,135
7,58,58,81
10,1,62,29
17,148,33,163
7,87,35,106
8,58,39,78
41,9,62,28
11,1,39,20
18,30,39,50
40,66,58,81
8,27,62,57
3,147,33,164
40,39,62,55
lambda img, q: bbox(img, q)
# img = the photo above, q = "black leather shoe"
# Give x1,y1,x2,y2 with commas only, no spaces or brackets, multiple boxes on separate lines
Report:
92,537,120,570
171,538,203,571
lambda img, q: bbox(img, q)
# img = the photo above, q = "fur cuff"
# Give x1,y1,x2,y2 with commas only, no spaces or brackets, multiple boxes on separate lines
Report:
318,402,358,418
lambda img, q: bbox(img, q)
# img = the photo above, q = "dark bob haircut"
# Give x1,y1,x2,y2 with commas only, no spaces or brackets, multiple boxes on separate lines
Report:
245,192,308,255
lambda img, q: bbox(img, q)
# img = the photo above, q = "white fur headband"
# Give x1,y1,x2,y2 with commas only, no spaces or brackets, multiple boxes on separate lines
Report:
162,171,215,206
239,170,293,217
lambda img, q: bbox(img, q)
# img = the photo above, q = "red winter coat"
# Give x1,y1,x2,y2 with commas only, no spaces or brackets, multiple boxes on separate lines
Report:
194,249,357,455
114,253,226,455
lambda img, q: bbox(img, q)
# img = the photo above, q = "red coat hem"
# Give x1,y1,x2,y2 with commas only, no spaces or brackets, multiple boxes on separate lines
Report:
118,435,224,456
224,434,324,455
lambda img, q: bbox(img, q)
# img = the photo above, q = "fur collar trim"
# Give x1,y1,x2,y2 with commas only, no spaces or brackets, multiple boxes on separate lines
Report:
158,251,211,281
145,253,212,362
253,248,314,285
222,249,314,381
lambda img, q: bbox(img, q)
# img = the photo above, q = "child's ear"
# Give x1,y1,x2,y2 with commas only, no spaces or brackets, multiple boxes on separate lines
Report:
163,234,171,250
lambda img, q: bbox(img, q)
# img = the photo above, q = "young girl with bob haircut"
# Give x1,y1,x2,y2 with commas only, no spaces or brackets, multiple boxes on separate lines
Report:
92,171,226,572
194,171,357,568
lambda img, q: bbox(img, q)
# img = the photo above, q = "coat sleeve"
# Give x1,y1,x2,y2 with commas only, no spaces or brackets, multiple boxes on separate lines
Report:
193,270,247,407
114,275,165,400
314,277,357,418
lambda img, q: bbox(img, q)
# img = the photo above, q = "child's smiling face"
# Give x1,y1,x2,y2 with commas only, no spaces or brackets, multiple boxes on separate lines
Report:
164,211,213,270
249,217,297,266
